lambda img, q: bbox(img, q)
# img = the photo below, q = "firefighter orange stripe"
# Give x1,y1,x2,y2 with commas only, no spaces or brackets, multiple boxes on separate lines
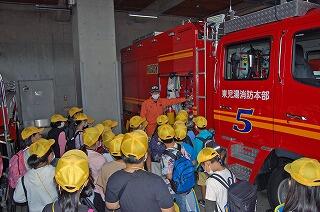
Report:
158,51,193,62
158,48,193,57
214,114,320,141
214,110,320,131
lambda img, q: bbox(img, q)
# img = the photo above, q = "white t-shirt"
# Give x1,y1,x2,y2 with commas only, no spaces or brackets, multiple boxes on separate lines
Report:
14,165,58,212
205,168,234,212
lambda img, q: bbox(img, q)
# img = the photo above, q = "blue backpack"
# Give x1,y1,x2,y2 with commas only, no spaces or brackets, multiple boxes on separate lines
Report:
180,142,196,162
164,144,196,194
149,133,166,162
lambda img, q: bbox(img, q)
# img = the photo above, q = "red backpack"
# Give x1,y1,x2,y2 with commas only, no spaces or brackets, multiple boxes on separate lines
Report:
8,149,28,188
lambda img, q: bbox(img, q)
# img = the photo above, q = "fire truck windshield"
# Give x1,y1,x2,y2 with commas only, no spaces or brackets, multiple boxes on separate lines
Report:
293,28,320,87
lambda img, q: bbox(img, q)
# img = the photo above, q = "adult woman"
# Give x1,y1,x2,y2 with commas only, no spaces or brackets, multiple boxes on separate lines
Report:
13,138,58,212
275,157,320,212
42,150,94,212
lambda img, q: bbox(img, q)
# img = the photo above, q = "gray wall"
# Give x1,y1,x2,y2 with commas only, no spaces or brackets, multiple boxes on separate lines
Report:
0,5,77,118
0,3,184,124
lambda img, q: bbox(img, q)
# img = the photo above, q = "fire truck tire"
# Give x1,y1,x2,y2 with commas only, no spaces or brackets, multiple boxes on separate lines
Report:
267,166,290,209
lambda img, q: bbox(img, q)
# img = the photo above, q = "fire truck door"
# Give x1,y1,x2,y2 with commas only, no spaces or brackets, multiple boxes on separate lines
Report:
215,37,275,161
277,26,320,159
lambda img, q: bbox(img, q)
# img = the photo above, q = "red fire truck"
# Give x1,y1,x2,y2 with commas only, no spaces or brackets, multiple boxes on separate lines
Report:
121,0,320,208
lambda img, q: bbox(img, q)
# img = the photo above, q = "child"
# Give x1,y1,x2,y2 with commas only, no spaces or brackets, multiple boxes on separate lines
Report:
47,114,68,158
14,139,58,212
71,113,88,150
42,150,94,212
197,147,235,212
159,124,191,212
129,115,148,132
275,158,320,212
147,115,168,175
82,126,106,182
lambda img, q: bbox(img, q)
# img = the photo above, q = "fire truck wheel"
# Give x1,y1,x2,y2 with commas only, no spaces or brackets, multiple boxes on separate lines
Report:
267,166,290,209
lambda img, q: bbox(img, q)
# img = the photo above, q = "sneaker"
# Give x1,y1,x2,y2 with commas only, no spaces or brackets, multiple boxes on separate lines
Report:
198,199,205,208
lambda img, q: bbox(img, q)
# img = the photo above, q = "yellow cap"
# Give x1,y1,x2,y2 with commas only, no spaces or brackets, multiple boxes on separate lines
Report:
177,110,188,117
74,113,88,121
158,124,175,141
129,116,146,128
176,113,188,123
51,114,68,123
157,115,169,126
68,107,82,117
102,130,116,148
121,130,148,160
87,115,95,124
109,134,125,156
83,127,100,147
174,120,187,130
284,157,320,187
55,150,89,193
193,116,207,128
102,120,118,128
21,126,44,140
95,124,104,135
29,138,55,157
175,127,187,141
103,125,112,133
197,147,220,165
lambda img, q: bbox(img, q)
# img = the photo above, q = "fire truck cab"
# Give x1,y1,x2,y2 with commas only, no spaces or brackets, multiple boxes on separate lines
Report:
121,0,320,208
210,0,320,208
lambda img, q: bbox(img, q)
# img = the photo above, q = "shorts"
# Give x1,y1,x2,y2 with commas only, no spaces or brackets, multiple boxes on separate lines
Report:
197,172,208,186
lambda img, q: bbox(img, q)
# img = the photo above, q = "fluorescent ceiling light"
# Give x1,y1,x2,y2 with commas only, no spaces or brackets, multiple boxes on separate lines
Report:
128,14,158,19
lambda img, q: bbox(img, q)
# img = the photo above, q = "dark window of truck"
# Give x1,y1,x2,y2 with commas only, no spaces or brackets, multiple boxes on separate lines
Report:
225,39,270,80
293,29,320,87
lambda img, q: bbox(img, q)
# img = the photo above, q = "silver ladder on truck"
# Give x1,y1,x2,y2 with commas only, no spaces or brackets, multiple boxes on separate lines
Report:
195,15,225,117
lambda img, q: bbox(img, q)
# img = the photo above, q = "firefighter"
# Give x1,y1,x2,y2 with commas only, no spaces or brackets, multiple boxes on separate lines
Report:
140,85,187,136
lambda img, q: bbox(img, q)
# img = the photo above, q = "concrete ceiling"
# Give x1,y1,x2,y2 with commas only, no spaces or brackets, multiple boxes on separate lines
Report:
114,0,320,18
0,0,319,18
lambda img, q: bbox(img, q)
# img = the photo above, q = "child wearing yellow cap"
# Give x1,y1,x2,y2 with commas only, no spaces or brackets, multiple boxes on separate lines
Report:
158,124,192,212
274,158,320,212
105,130,174,212
128,115,148,132
8,126,44,191
146,115,168,176
81,126,106,183
42,150,94,212
95,134,126,203
47,114,68,158
13,139,58,212
197,147,235,212
66,113,88,150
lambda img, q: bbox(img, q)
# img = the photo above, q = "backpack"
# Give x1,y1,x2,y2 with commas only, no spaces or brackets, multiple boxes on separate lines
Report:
149,134,166,162
182,135,194,148
164,145,196,194
65,130,82,151
210,170,257,212
8,149,27,188
179,142,196,162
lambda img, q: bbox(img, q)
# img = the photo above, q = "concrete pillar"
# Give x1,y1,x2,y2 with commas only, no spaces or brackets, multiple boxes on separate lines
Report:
72,0,121,131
